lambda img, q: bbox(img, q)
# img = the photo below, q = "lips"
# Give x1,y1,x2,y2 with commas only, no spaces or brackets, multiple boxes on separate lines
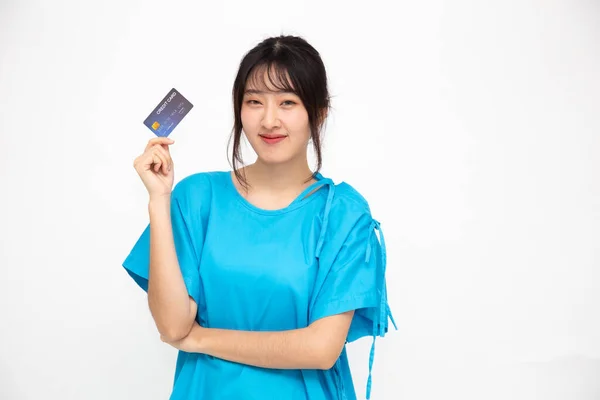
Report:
259,134,287,144
260,134,286,139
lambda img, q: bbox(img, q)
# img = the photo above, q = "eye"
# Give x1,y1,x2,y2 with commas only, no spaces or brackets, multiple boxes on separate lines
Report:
246,100,261,105
282,100,296,106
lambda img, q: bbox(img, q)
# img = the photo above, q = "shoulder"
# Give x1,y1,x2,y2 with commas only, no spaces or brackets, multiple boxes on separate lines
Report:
171,170,228,205
322,180,377,244
316,179,380,263
329,180,372,220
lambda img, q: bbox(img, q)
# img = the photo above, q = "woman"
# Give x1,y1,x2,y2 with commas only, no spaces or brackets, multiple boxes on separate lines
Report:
123,35,396,400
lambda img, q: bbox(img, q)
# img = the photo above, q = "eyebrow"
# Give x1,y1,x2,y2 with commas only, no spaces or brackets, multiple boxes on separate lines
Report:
244,89,297,95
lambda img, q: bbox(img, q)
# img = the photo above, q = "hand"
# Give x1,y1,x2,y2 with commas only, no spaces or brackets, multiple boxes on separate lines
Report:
161,322,204,353
133,137,175,198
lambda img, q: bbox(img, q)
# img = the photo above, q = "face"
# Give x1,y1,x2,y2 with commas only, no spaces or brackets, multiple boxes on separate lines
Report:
240,67,312,165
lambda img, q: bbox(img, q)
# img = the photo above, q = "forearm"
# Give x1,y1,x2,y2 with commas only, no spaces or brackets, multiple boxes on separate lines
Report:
191,325,336,370
147,196,194,340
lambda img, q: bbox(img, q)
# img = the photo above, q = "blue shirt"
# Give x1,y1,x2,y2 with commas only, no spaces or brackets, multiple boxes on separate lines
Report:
123,170,396,400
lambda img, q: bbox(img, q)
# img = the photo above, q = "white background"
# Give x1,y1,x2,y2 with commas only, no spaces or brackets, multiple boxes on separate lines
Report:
1,0,599,399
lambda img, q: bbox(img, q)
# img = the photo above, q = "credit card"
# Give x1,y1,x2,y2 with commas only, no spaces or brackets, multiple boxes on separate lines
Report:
143,88,193,137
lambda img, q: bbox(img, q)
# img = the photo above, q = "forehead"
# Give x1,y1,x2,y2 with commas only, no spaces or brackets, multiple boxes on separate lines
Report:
244,64,296,94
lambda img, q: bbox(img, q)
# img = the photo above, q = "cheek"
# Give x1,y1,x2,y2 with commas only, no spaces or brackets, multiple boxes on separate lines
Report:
285,110,309,129
240,107,258,129
240,108,250,127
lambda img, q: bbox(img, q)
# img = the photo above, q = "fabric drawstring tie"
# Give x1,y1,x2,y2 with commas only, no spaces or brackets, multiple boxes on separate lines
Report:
298,175,397,399
291,173,335,259
364,219,397,399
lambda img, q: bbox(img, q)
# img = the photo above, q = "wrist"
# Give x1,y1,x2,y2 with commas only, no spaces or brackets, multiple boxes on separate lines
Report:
148,194,171,210
192,324,209,354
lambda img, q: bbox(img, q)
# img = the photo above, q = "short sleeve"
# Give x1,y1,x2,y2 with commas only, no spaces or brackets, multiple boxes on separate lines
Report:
309,212,395,341
122,183,202,306
309,211,396,400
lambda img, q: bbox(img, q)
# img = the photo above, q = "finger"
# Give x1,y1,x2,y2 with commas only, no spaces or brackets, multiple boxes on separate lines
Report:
152,144,173,173
153,144,172,168
151,151,162,174
160,143,172,156
154,150,170,174
160,145,173,172
145,137,174,152
149,147,168,174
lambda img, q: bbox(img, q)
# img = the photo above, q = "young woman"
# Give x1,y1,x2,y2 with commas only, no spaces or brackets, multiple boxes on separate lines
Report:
123,35,396,400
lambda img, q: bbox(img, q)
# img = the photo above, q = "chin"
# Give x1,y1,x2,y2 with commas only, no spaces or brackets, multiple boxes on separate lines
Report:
256,153,295,165
249,138,306,166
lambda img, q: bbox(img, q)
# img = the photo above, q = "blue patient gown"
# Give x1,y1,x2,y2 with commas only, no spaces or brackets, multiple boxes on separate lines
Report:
122,171,396,400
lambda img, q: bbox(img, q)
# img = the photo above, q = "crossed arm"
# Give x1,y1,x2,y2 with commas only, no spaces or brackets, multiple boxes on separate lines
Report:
160,298,354,371
147,196,353,370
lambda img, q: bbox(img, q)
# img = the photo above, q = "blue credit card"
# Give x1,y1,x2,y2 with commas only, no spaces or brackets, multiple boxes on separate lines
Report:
143,88,193,137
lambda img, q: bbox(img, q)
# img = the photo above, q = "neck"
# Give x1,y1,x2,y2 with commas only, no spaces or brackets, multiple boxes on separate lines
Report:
245,156,314,192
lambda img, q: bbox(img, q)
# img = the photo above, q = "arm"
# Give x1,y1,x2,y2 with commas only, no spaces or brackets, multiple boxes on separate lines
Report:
163,311,354,370
147,196,197,341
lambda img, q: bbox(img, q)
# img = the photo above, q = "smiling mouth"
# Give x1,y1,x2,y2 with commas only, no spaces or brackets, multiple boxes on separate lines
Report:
259,134,287,144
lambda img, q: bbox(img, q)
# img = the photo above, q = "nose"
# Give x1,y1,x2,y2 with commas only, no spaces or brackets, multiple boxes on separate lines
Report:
261,102,281,130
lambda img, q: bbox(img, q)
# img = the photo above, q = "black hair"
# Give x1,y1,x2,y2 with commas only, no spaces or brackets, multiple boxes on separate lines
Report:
228,35,331,190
